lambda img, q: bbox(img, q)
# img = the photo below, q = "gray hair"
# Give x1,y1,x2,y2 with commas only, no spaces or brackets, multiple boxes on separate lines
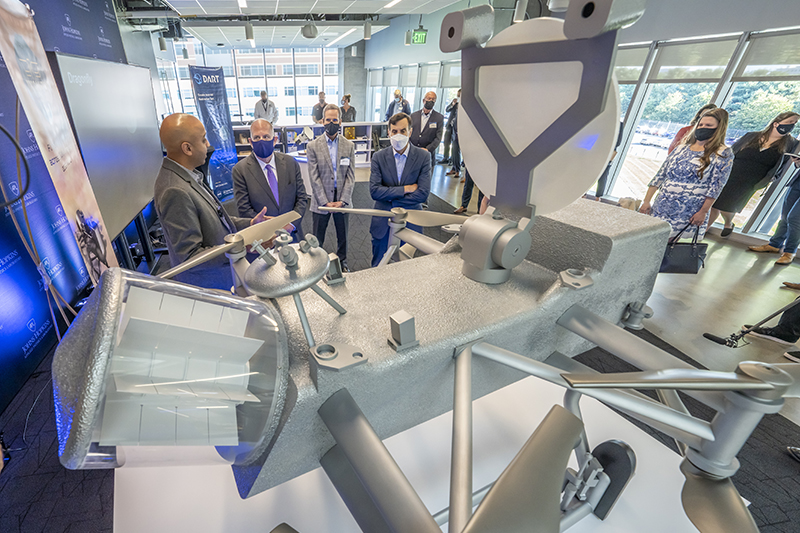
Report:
323,104,341,120
250,118,274,137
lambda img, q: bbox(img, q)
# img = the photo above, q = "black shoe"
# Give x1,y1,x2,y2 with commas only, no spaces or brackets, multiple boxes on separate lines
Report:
784,350,800,363
440,158,450,165
720,224,734,237
787,446,800,463
340,261,351,273
747,326,798,345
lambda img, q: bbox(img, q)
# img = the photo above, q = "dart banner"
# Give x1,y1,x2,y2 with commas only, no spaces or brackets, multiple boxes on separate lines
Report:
190,65,236,202
0,0,117,286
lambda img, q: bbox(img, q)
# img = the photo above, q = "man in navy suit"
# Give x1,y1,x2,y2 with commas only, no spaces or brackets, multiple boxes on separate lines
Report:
370,112,431,267
233,119,308,240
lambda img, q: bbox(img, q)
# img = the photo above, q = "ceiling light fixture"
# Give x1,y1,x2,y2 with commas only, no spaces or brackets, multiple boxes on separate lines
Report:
404,29,412,46
364,20,372,40
326,28,356,47
301,22,318,39
384,0,402,9
513,0,528,23
158,35,167,52
182,47,189,59
237,0,247,7
245,21,255,47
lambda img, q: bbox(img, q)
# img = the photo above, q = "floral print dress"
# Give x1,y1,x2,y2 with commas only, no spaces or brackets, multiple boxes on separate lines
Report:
649,144,734,240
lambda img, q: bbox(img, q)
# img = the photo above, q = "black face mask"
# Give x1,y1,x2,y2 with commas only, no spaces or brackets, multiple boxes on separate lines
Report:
777,123,796,135
325,122,340,136
424,100,435,110
196,145,216,178
694,127,716,142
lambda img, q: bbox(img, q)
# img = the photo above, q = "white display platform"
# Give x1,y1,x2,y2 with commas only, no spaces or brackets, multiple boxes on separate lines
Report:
114,376,699,533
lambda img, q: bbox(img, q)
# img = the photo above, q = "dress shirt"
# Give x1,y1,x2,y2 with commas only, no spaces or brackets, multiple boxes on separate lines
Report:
327,134,339,189
168,157,235,234
421,110,431,131
394,149,408,183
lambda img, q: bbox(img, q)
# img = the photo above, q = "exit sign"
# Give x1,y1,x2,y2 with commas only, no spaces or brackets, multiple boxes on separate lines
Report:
412,29,427,45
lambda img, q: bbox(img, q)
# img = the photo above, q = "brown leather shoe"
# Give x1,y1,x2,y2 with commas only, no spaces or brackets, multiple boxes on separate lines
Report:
783,281,800,290
453,206,467,215
446,169,458,176
749,244,781,253
776,252,795,265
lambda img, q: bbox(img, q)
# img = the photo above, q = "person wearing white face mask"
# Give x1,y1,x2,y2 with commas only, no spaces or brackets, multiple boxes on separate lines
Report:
384,89,411,122
369,112,431,267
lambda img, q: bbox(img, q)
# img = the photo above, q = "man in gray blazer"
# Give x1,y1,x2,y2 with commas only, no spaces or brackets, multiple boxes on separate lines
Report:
232,119,308,240
307,104,356,271
153,114,268,289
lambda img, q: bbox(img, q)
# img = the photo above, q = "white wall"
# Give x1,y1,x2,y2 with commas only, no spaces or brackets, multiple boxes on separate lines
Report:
365,0,800,69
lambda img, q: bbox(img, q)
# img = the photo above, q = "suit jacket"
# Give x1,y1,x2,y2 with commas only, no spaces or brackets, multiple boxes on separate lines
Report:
385,99,411,121
153,158,250,288
410,109,444,153
307,134,356,214
369,144,431,240
232,151,308,220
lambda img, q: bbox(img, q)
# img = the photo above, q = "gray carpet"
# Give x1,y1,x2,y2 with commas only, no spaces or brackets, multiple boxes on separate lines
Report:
2,187,799,532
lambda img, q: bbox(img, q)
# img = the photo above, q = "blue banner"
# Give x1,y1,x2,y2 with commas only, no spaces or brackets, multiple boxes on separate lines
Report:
189,65,236,202
25,0,125,63
0,52,90,413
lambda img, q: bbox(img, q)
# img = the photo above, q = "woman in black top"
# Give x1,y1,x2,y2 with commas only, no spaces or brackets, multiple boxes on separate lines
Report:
341,94,357,123
709,111,799,236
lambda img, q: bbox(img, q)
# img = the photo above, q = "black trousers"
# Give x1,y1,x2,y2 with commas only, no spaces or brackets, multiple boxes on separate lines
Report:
443,127,453,159
450,137,461,171
461,170,484,209
312,211,349,263
773,296,800,341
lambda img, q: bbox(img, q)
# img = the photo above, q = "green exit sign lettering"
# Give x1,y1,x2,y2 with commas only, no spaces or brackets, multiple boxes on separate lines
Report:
412,29,427,45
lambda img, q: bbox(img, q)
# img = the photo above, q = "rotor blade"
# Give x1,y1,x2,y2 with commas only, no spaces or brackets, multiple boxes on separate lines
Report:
405,210,473,227
318,206,394,217
270,524,300,533
462,405,583,533
681,461,758,533
562,368,774,392
235,210,301,245
772,363,800,397
157,241,238,279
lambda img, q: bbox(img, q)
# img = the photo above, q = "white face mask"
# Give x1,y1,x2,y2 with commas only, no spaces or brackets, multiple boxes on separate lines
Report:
390,134,409,152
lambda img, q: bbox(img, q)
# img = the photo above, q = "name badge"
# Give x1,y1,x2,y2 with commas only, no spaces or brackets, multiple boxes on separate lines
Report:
429,123,437,128
340,158,351,167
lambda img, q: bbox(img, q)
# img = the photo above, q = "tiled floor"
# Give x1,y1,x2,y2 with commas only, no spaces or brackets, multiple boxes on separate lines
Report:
2,175,800,532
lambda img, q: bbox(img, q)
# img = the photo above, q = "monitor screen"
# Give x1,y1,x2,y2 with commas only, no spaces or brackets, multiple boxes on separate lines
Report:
50,53,163,239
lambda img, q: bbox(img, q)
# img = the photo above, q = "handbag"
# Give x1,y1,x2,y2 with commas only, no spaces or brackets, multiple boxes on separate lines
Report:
659,223,707,274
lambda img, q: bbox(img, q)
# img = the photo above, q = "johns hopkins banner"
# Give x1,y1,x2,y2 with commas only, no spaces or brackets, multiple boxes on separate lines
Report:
25,0,125,63
189,65,236,202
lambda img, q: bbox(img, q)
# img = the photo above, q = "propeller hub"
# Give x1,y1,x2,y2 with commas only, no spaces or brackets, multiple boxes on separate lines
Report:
736,361,793,400
390,207,409,222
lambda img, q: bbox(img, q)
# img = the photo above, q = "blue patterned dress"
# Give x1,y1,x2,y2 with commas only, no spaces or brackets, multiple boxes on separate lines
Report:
649,144,734,239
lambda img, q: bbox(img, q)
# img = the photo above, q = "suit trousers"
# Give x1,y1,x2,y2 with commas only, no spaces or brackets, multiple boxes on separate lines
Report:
771,296,800,342
461,170,484,210
312,211,349,263
450,137,461,171
769,180,800,254
371,222,422,268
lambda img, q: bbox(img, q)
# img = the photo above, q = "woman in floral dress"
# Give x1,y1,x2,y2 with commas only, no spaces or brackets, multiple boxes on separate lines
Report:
639,107,734,240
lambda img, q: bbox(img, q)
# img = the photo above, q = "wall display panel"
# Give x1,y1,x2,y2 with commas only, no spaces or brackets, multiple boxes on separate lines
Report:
649,39,738,82
25,0,125,63
51,53,163,239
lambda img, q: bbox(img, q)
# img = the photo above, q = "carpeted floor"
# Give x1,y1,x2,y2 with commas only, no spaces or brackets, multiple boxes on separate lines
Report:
2,188,799,532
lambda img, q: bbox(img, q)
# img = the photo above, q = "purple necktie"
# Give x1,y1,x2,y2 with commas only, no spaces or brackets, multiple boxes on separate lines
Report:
265,163,280,206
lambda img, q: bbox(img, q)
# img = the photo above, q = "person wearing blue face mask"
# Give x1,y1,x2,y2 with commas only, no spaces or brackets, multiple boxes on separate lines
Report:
232,119,308,241
384,90,411,122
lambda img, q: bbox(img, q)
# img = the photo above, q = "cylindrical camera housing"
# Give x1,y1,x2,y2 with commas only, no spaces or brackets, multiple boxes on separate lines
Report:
439,4,495,53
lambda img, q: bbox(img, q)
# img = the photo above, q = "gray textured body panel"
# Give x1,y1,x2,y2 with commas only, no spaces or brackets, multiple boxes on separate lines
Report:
237,200,670,497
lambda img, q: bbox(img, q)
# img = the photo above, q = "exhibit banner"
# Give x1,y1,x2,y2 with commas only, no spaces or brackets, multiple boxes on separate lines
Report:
189,65,236,202
0,0,118,285
24,0,126,63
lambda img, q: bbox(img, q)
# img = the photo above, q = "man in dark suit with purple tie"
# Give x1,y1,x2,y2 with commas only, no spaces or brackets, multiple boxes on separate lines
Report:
232,119,308,240
369,112,431,267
